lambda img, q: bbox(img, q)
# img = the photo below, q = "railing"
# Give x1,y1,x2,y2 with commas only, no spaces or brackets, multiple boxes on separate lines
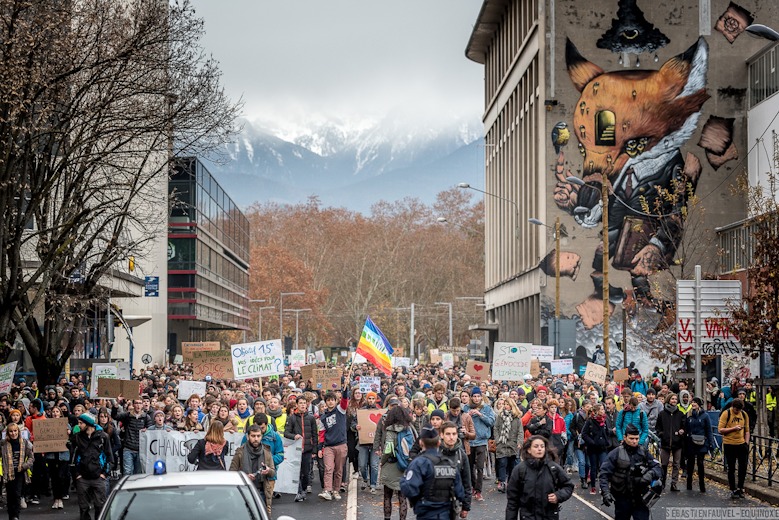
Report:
705,411,778,486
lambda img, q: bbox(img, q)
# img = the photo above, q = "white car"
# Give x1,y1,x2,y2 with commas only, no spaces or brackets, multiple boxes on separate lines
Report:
99,471,290,520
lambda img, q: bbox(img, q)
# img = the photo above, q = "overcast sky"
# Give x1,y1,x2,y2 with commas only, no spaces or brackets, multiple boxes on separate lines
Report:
189,0,484,125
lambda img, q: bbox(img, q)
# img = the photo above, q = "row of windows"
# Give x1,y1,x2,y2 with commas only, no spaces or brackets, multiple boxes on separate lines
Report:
749,44,779,108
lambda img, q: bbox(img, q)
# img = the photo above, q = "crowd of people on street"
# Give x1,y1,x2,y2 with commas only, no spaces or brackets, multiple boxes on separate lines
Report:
0,355,768,520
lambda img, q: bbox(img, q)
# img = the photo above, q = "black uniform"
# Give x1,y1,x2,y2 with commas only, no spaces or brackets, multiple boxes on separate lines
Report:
598,442,663,520
400,447,466,520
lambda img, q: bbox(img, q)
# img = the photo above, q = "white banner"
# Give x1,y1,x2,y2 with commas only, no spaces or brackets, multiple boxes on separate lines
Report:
531,345,555,363
393,357,410,368
492,342,532,381
0,361,17,394
315,350,326,363
273,438,302,494
230,340,284,380
550,359,573,375
177,381,207,402
290,350,306,370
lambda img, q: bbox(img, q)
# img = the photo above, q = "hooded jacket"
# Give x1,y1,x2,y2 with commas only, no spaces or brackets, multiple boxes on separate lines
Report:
284,410,318,453
656,403,685,450
505,455,574,520
72,427,114,479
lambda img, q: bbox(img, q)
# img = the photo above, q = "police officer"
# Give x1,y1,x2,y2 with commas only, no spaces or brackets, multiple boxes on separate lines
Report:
400,427,468,520
599,424,663,520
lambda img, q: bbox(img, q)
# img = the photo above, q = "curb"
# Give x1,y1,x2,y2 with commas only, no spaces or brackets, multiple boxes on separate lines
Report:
346,472,358,520
705,467,779,505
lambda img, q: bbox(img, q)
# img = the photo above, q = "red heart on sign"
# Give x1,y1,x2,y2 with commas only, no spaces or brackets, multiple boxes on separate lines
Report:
474,364,484,371
369,413,382,424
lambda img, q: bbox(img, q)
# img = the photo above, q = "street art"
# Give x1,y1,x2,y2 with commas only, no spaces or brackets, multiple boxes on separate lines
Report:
715,2,755,44
597,0,669,63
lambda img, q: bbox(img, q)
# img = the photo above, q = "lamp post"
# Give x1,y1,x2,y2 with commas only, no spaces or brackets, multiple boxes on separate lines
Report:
248,299,265,341
279,292,304,341
284,308,311,349
566,176,610,370
435,302,453,348
529,216,561,353
457,183,520,240
745,23,779,40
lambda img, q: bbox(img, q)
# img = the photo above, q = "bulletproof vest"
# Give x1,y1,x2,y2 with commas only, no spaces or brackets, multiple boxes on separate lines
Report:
421,453,457,503
610,446,633,495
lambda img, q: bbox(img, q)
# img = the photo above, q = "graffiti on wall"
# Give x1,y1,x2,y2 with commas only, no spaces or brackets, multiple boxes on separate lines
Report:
597,0,669,64
715,2,754,44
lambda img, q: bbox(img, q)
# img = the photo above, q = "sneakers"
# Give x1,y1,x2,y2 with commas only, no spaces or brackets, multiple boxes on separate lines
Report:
294,493,305,502
318,490,333,501
332,491,342,501
474,492,484,502
497,482,505,493
580,478,587,489
340,485,347,493
51,499,64,509
29,496,40,505
370,487,377,494
590,487,597,495
730,489,745,500
62,495,69,500
671,483,679,492
360,480,367,491
273,492,282,499
19,499,26,509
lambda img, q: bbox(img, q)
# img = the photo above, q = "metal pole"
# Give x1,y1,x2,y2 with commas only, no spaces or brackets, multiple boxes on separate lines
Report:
695,265,703,399
603,182,610,371
622,305,628,369
295,312,300,349
555,216,561,354
410,303,415,359
448,303,453,349
279,294,283,342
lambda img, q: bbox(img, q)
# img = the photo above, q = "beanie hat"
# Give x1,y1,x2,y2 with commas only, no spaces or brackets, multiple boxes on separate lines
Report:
430,409,446,420
420,427,439,440
366,391,377,399
470,387,481,395
536,386,548,393
78,412,97,427
153,410,165,418
516,388,526,395
692,397,704,407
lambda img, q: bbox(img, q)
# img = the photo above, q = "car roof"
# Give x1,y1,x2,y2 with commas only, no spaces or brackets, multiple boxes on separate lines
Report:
118,471,249,491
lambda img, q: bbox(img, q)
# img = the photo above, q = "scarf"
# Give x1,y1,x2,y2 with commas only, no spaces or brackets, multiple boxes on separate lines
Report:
497,409,513,444
595,414,606,427
237,407,252,420
3,438,24,480
205,440,226,458
241,440,264,476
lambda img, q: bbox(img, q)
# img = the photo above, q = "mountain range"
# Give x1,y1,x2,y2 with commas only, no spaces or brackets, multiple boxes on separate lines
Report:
200,113,485,213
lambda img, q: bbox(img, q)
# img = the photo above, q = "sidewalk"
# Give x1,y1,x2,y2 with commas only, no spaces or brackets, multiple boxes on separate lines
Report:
705,466,779,506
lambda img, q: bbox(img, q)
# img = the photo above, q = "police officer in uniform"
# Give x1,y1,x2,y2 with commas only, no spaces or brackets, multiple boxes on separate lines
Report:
599,424,663,520
401,427,468,520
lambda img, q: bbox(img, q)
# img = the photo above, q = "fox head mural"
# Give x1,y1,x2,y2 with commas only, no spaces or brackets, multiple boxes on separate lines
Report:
565,37,709,181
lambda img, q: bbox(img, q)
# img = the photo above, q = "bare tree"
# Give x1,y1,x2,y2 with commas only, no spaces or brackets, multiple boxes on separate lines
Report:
0,0,240,386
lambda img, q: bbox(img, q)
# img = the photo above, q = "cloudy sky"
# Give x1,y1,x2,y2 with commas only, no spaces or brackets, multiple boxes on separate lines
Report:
189,0,484,126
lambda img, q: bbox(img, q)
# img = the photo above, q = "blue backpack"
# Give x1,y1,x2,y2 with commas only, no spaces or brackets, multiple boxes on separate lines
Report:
395,427,415,471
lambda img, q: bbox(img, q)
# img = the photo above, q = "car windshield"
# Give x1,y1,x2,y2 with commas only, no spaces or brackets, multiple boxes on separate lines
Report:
104,486,262,520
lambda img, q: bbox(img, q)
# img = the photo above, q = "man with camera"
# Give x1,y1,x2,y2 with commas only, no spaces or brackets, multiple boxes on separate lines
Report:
230,417,283,515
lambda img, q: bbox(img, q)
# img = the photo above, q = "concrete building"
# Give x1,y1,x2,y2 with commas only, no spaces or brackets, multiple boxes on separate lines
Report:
465,0,777,371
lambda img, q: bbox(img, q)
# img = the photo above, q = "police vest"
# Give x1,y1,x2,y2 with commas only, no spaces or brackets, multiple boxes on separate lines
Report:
767,392,777,412
610,445,650,496
421,453,457,503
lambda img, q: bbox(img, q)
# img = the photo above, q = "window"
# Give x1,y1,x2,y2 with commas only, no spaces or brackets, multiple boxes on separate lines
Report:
595,110,616,145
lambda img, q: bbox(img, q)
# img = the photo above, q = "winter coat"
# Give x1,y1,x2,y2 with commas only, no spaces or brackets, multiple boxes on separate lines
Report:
186,438,228,470
582,417,611,453
261,429,284,480
379,424,412,491
684,409,714,455
112,409,152,452
463,403,495,446
570,409,588,450
639,399,663,433
230,442,276,505
494,412,523,459
440,439,472,512
526,415,553,439
72,429,113,480
445,410,476,455
505,456,574,520
656,404,686,450
615,408,648,445
284,411,318,453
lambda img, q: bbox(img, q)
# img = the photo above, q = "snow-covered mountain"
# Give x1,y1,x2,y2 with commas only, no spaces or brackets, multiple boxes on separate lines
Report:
200,112,484,213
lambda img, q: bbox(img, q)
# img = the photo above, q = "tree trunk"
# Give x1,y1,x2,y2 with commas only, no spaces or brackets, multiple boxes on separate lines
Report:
29,353,63,390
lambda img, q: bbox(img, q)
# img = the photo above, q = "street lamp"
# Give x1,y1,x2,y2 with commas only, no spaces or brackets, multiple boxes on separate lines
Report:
566,175,611,370
458,183,520,240
249,300,274,341
279,292,304,341
435,302,453,348
529,216,561,354
284,308,311,349
745,23,779,41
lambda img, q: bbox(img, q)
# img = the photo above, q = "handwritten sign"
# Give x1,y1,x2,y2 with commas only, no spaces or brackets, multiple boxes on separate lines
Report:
584,362,607,385
178,381,207,401
315,350,326,363
531,345,555,363
492,342,532,381
97,378,140,399
90,363,119,398
429,348,441,364
357,408,386,444
441,353,454,370
530,359,541,377
394,357,411,368
182,342,221,362
0,361,17,394
612,368,630,382
290,350,306,370
466,360,490,382
313,368,342,391
359,376,381,394
550,359,573,375
300,364,315,383
231,340,284,380
33,418,69,453
192,350,234,380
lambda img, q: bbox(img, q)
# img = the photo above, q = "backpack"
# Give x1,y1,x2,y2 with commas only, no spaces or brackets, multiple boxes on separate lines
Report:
395,427,415,471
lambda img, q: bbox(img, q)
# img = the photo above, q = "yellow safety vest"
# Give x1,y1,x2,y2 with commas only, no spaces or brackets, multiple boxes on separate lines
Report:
767,392,776,412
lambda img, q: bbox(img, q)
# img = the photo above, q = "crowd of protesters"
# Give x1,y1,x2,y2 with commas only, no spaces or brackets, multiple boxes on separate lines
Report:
0,356,767,520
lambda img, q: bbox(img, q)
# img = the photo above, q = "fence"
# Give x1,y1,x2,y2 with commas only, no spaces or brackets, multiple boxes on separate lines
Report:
705,411,778,487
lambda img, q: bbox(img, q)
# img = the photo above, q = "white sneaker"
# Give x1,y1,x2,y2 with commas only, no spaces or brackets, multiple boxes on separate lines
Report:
318,490,332,501
332,491,342,501
306,486,312,494
19,498,26,509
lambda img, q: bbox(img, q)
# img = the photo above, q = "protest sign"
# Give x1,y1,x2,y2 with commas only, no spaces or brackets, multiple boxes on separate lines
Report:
89,363,118,397
97,378,140,399
584,362,608,385
441,353,454,370
32,418,69,452
530,359,541,377
492,343,532,381
173,355,183,365
274,438,303,494
300,364,315,383
0,361,17,394
466,360,490,382
550,359,573,375
613,368,630,382
531,345,555,363
191,350,234,380
393,357,410,368
359,376,381,394
178,381,207,401
357,408,387,444
313,368,342,391
429,348,441,364
290,350,306,370
182,342,220,362
315,350,326,363
230,340,284,380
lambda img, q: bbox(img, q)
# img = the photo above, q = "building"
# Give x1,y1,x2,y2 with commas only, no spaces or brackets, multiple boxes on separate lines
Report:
167,157,250,358
465,0,777,371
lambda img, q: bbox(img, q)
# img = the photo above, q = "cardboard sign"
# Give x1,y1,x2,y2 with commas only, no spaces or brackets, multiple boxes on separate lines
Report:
178,381,207,401
174,355,183,365
0,361,17,394
429,348,441,364
531,345,555,363
231,340,284,380
530,359,541,378
33,418,69,453
584,362,608,385
97,378,140,399
191,350,234,380
89,362,130,397
300,364,315,383
550,359,573,375
492,343,532,381
290,350,306,370
182,342,221,362
313,368,342,391
357,408,386,444
359,376,381,394
466,360,490,382
613,368,630,382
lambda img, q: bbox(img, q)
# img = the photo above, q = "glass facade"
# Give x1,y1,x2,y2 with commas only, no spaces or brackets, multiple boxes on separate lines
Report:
168,157,249,331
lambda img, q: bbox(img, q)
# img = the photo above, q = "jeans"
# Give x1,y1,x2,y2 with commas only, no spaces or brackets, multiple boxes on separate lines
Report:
298,451,313,495
588,450,607,487
7,472,24,520
495,455,516,483
468,445,487,493
358,445,379,488
575,448,589,480
122,450,141,476
660,448,682,486
724,443,748,491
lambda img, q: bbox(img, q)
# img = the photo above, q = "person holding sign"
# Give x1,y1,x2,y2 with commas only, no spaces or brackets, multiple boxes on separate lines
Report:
318,385,349,501
2,423,34,520
357,392,381,494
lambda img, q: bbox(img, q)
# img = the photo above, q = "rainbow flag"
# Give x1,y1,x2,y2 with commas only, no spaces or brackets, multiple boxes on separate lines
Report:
357,317,394,376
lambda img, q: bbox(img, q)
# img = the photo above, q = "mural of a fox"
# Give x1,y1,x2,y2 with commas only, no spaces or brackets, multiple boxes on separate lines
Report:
556,38,709,328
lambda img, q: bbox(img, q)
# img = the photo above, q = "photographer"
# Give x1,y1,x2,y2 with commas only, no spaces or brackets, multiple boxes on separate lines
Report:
230,420,279,515
445,398,476,455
